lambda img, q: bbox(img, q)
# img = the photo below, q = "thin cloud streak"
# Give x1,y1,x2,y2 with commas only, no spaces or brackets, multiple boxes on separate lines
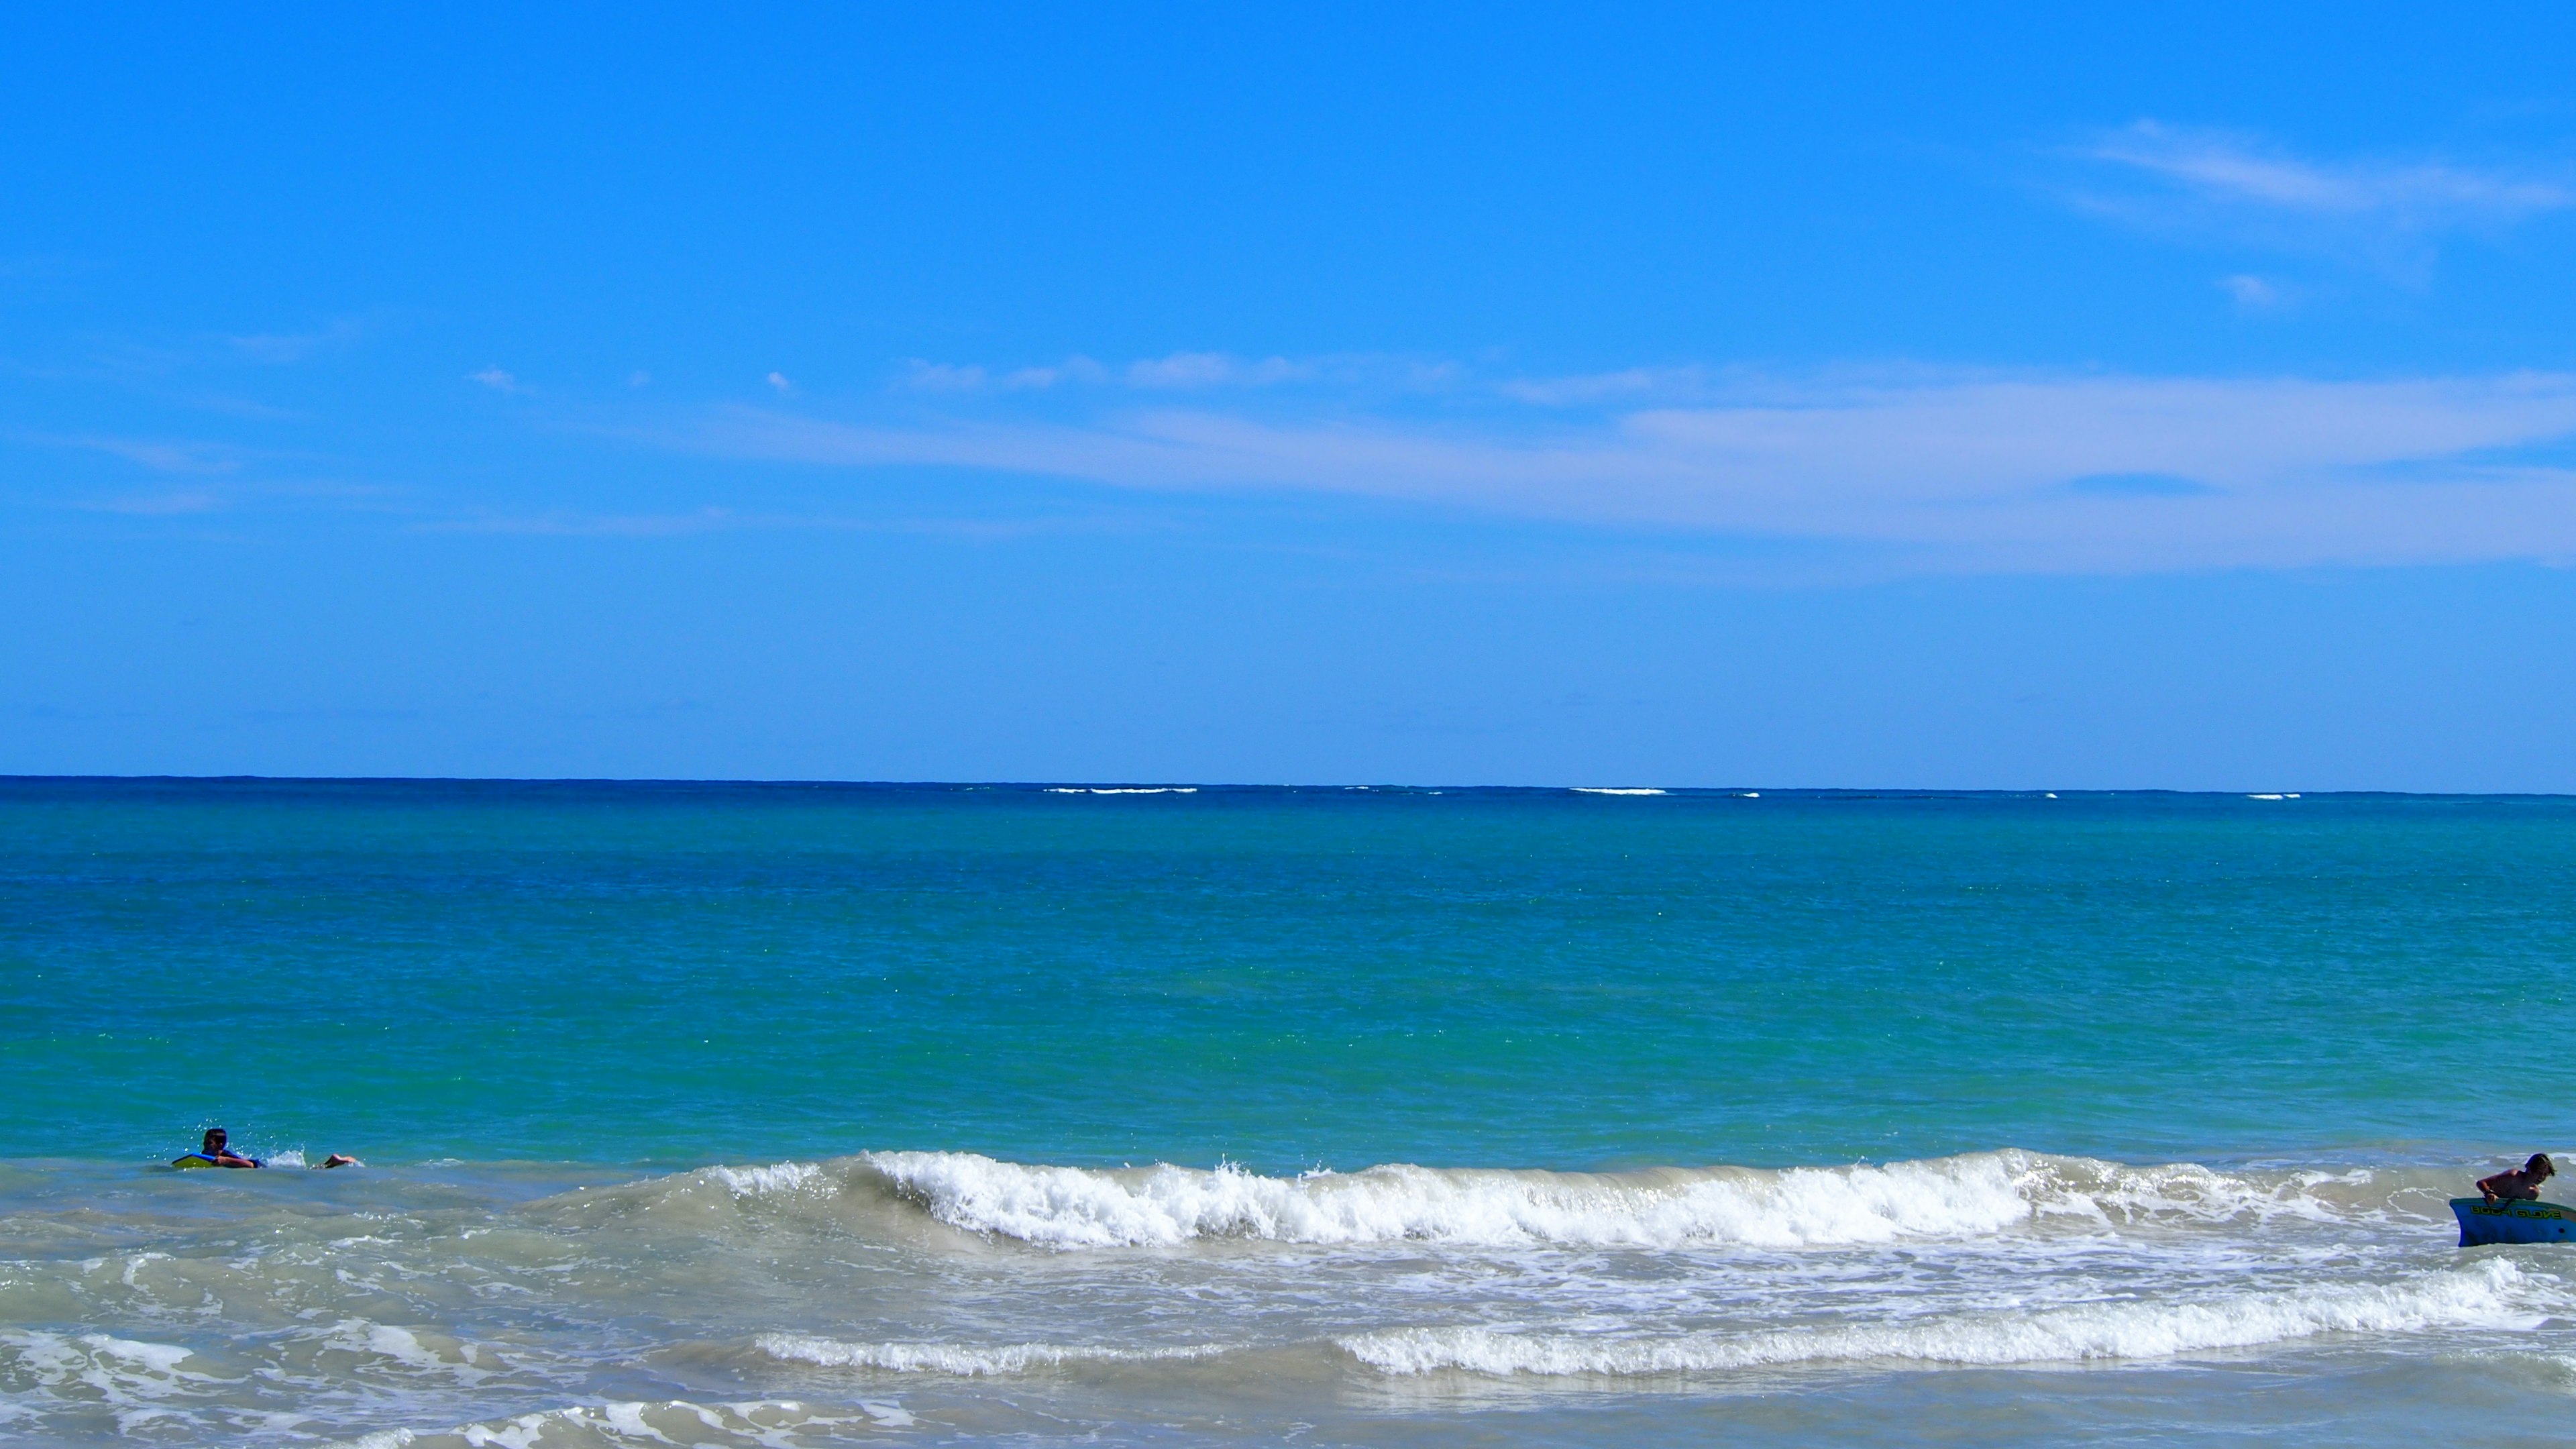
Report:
899,350,1412,395
227,317,364,364
421,506,1131,543
2081,122,2576,226
83,488,227,515
2218,274,2282,309
20,432,246,474
2061,123,2576,279
677,368,2576,574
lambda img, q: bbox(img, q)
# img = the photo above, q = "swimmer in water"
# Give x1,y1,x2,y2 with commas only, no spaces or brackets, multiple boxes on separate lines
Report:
2477,1152,2555,1203
188,1128,355,1169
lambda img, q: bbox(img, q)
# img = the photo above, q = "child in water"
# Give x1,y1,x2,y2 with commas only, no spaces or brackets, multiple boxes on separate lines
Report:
2477,1152,2555,1203
189,1127,355,1169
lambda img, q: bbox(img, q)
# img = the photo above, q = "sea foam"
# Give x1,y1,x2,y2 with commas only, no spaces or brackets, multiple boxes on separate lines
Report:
752,1334,1228,1376
1340,1258,2543,1375
334,1397,912,1448
708,1162,828,1197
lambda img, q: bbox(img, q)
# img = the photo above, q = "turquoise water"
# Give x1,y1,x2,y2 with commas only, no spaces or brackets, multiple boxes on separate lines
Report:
6,780,2576,1445
10,780,2575,1167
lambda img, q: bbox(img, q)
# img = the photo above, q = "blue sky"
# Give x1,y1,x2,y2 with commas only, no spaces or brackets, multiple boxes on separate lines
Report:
7,5,2576,786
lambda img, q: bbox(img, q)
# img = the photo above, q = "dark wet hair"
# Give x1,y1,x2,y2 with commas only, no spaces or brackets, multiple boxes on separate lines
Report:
2528,1153,2555,1175
203,1127,226,1146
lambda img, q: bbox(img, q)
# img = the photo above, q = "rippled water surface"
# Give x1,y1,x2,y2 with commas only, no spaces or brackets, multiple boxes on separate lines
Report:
5,780,2575,1444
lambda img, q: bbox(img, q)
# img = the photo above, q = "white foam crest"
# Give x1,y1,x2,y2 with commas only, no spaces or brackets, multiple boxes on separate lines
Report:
1344,1258,2545,1376
857,1150,2051,1248
0,1329,227,1405
639,1148,2424,1251
2039,1159,2401,1228
1043,786,1197,794
706,1162,828,1198
117,1250,170,1288
317,1320,495,1383
754,1332,1227,1376
1572,788,1665,795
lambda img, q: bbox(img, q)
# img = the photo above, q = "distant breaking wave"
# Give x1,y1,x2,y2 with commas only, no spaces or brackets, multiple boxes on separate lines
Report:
1042,786,1198,794
752,1334,1228,1376
666,1149,2423,1251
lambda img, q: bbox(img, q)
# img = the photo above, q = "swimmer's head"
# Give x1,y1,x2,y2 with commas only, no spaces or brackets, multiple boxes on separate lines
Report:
203,1128,226,1152
2529,1153,2556,1177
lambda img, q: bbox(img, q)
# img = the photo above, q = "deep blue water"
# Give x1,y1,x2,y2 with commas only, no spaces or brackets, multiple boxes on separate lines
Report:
6,778,2570,1170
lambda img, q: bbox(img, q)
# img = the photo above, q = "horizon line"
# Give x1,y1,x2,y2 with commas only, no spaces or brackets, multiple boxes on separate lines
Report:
0,775,2553,799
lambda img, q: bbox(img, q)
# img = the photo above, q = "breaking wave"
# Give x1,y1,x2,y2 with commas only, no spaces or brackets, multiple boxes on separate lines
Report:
674,1148,2434,1250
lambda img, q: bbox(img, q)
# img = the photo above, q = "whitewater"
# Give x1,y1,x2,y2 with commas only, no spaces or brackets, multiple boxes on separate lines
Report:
5,1147,2571,1446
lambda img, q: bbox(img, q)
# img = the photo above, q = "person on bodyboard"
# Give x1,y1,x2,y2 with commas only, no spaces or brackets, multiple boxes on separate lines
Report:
174,1127,354,1169
2477,1153,2555,1203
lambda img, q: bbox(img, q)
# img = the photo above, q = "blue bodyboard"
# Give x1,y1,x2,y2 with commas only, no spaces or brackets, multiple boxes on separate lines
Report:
2451,1197,2576,1246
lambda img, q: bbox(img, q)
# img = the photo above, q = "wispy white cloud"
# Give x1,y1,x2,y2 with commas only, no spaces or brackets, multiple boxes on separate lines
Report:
0,253,86,283
902,356,1111,392
1500,366,1715,406
2218,274,2281,309
2064,123,2576,272
5,433,404,520
669,365,2576,574
469,366,519,392
1010,353,1102,386
419,505,1102,543
1012,356,1108,388
903,360,990,391
902,352,1334,394
25,433,245,474
2085,122,2574,221
83,488,227,515
228,317,363,364
66,476,400,519
1124,352,1311,388
173,393,308,422
765,371,794,394
432,505,744,537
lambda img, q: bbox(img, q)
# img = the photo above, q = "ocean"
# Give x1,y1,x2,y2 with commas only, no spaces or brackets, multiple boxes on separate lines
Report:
4,778,2575,1445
